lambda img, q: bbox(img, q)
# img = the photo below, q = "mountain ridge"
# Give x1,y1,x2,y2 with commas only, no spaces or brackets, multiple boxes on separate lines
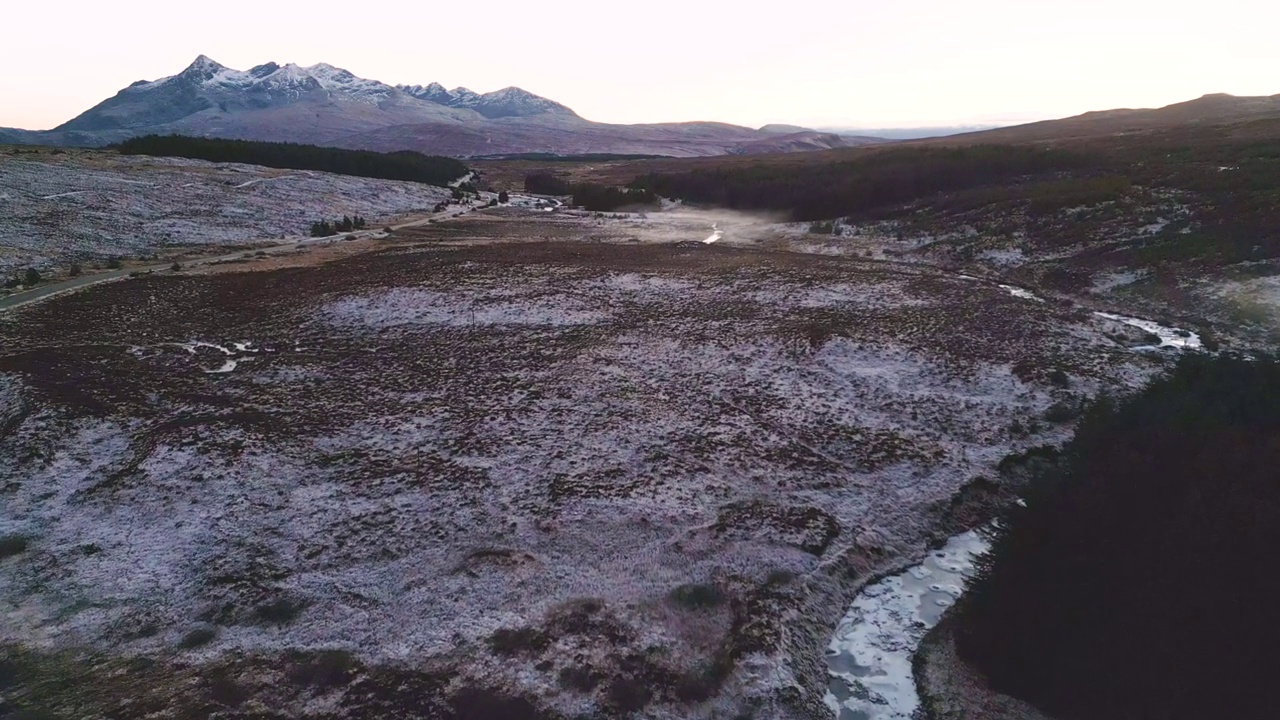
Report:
1,55,881,157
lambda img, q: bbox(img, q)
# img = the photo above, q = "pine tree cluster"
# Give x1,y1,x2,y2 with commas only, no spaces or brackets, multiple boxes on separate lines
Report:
956,354,1280,720
310,216,367,237
116,135,469,187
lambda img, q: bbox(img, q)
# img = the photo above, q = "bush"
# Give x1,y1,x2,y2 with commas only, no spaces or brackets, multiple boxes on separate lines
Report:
67,264,82,277
487,626,550,656
105,257,123,270
558,665,601,691
1042,401,1078,423
498,190,510,203
957,355,1280,720
255,597,306,625
179,626,218,648
668,582,726,610
0,534,29,559
286,649,356,688
22,268,40,286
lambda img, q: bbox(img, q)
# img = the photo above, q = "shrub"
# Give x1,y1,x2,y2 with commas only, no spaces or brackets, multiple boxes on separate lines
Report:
106,257,123,270
67,264,82,277
487,626,550,656
606,676,652,713
22,268,40,286
558,665,601,691
255,597,306,625
286,649,356,688
0,534,29,559
1042,401,1078,423
765,569,797,586
668,583,726,610
179,626,218,648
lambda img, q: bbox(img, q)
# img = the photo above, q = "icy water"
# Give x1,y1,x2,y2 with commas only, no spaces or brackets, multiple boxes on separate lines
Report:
825,531,990,720
823,280,1202,719
995,283,1202,350
1093,312,1202,350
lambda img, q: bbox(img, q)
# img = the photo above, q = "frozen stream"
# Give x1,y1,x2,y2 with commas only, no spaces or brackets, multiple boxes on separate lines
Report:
1094,311,1202,350
995,283,1202,350
826,531,991,720
825,280,1203,719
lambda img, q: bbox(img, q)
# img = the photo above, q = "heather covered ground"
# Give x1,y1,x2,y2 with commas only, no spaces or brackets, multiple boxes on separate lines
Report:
0,205,1168,719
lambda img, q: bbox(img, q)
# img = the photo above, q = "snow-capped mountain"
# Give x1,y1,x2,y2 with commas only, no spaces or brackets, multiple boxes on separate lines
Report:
398,83,577,119
397,82,455,106
2,56,884,157
55,55,493,136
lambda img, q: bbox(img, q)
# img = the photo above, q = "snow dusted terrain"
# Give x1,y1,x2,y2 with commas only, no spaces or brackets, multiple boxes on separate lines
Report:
0,207,1172,718
0,148,453,275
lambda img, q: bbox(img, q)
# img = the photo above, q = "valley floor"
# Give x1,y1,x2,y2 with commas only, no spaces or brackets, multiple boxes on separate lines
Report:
0,201,1203,719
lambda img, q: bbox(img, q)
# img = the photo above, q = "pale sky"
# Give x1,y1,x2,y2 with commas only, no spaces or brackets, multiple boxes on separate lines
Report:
2,0,1276,131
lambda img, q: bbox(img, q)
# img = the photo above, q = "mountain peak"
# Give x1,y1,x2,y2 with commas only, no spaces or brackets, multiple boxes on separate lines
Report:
248,62,281,78
182,55,226,76
471,87,577,120
449,87,482,107
397,82,454,105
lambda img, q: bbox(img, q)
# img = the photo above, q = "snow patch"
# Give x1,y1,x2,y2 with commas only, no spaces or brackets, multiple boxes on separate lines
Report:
323,288,610,328
998,284,1045,302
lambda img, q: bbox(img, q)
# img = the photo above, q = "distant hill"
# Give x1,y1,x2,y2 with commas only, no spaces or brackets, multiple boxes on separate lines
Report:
936,93,1280,144
758,124,813,135
0,56,887,158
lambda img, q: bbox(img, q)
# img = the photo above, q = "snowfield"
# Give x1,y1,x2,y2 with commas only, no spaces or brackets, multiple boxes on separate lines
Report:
0,148,452,275
0,210,1171,719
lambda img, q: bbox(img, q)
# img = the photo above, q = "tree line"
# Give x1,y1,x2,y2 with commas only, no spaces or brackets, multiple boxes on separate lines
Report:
115,135,469,187
524,173,657,211
955,353,1280,720
630,145,1092,221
